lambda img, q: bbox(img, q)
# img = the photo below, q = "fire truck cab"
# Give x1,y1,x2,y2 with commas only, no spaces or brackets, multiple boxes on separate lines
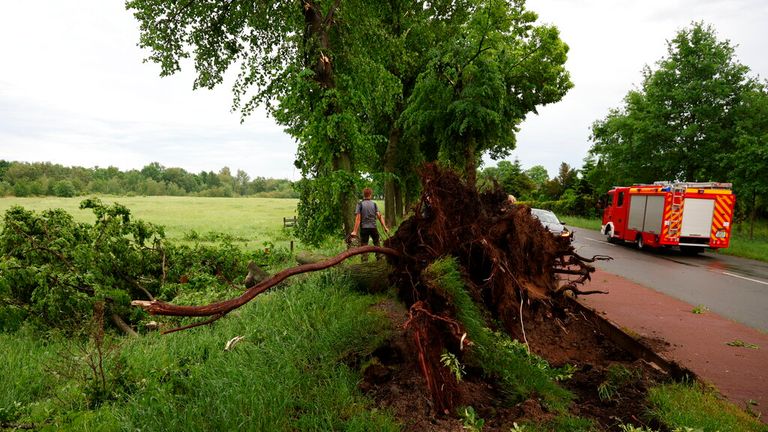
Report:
601,182,735,253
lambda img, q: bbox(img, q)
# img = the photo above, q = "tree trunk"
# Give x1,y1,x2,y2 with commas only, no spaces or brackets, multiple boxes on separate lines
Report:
304,1,355,235
464,137,477,187
394,181,404,220
334,152,356,235
384,126,402,228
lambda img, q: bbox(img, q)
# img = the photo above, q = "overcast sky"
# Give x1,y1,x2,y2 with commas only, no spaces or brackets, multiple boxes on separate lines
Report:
1,1,766,180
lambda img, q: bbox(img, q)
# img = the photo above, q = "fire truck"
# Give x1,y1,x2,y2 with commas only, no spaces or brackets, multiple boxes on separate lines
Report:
601,182,736,253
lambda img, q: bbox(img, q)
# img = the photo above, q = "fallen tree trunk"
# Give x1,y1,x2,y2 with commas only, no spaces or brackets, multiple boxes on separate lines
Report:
111,313,138,338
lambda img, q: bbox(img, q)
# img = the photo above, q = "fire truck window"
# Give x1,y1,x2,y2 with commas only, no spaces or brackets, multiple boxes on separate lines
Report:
617,192,624,207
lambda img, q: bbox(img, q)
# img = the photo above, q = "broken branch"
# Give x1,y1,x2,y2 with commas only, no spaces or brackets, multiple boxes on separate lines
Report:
132,246,401,326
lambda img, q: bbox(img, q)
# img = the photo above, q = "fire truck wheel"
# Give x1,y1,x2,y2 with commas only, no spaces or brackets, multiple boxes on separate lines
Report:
606,228,617,244
636,235,645,250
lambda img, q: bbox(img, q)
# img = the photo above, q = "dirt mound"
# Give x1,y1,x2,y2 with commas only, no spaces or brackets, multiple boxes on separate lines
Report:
358,164,674,429
363,298,669,431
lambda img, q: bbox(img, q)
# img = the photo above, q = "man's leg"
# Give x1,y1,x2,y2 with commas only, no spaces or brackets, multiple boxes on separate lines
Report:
360,229,371,262
370,229,381,260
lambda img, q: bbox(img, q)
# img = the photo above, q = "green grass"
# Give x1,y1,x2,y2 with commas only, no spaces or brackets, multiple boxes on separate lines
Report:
0,196,299,251
647,381,767,432
561,215,602,232
0,272,399,431
719,219,768,262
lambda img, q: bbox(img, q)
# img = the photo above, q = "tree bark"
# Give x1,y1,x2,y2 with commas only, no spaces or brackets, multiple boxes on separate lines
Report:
333,152,356,235
111,314,138,338
394,181,404,220
384,126,402,228
464,137,477,187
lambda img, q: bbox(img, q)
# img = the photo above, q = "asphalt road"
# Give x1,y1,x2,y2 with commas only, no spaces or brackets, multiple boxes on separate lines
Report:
568,226,768,332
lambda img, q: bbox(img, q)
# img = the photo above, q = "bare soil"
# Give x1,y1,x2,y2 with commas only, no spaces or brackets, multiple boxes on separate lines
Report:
357,165,675,430
363,298,671,431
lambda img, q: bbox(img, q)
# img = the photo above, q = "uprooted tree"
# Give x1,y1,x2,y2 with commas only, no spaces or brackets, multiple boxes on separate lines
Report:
133,164,608,413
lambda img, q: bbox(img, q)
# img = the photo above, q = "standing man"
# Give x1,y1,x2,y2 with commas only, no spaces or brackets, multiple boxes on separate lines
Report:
351,187,389,261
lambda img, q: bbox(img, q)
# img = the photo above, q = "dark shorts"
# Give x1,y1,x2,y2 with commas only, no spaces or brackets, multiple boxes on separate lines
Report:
360,227,380,247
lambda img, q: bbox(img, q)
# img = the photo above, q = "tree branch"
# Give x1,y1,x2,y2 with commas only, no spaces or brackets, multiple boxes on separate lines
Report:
132,246,402,323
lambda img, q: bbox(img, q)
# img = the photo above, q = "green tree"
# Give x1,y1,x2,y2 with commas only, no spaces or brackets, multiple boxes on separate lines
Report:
479,159,533,198
140,162,164,182
52,180,77,197
402,0,572,186
731,85,768,238
128,0,403,243
590,22,756,186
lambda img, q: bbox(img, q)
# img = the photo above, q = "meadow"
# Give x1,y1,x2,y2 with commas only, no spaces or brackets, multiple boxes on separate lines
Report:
1,197,764,431
0,196,299,246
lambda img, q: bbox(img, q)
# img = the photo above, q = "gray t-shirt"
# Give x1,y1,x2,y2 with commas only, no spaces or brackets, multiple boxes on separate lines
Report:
355,199,378,229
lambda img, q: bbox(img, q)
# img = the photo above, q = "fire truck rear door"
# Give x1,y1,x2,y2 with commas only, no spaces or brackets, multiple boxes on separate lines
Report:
681,198,715,238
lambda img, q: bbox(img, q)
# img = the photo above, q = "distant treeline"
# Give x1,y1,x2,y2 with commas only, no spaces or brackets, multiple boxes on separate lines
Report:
0,160,297,198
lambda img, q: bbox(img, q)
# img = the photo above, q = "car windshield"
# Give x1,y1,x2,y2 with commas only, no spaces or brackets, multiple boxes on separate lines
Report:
532,209,559,224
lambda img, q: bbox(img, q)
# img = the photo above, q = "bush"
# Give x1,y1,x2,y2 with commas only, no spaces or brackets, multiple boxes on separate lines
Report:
52,180,77,197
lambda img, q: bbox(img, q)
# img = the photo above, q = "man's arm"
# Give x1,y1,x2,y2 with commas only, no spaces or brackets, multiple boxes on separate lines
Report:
376,212,389,233
351,213,361,236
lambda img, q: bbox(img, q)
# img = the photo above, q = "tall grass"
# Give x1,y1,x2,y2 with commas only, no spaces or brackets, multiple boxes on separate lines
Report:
0,272,400,431
0,329,63,422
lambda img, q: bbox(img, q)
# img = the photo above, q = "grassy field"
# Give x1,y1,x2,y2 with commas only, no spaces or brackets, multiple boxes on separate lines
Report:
0,196,300,251
1,197,765,431
564,215,768,263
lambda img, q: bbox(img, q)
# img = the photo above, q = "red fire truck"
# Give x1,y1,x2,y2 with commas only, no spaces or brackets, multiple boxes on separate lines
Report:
601,182,736,253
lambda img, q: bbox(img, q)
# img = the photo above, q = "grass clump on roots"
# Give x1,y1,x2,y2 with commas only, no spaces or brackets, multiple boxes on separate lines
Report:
422,257,573,412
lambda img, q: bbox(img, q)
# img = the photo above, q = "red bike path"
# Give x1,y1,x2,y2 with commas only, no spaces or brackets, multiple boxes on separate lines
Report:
578,269,767,421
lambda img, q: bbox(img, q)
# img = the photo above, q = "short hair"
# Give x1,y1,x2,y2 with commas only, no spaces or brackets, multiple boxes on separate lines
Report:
363,187,373,199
